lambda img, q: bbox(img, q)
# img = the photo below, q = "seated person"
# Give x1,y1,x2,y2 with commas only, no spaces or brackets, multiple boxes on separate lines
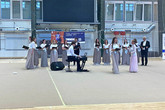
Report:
67,41,81,71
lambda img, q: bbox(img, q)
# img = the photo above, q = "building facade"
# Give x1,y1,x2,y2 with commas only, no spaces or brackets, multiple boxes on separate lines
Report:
0,0,42,57
104,0,159,56
0,0,159,57
0,0,98,57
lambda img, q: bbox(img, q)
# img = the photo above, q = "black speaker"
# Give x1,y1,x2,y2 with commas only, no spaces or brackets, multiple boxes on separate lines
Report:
50,62,65,71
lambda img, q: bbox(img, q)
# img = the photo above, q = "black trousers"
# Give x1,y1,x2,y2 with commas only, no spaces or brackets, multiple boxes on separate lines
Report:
68,56,81,71
73,52,79,65
141,51,148,65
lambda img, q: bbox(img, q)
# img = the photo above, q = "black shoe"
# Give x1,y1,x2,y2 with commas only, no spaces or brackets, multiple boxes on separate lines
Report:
77,70,82,72
145,64,147,66
141,64,144,66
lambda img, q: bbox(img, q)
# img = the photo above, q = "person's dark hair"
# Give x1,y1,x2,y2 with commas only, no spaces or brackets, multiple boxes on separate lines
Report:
124,39,128,45
42,39,45,43
30,37,35,42
71,41,76,45
111,37,117,48
104,39,108,44
132,39,136,43
95,38,100,43
95,38,100,46
134,38,137,43
64,40,67,45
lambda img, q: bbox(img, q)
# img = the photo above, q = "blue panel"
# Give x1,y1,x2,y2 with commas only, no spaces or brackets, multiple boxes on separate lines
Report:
36,33,51,45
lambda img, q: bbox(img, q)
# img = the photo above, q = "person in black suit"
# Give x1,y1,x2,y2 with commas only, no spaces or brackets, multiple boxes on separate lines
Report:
140,36,150,66
73,38,81,65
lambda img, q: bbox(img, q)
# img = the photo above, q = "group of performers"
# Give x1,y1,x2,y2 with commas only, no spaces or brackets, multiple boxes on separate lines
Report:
93,36,150,73
25,37,80,70
25,36,150,74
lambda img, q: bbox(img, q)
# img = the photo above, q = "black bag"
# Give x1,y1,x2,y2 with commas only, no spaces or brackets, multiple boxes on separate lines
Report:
50,62,65,71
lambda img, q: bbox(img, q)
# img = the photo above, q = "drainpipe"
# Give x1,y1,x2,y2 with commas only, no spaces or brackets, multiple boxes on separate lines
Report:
98,0,105,56
31,0,36,39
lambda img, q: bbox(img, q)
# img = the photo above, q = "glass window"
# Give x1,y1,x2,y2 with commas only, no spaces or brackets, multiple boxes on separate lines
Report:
12,1,20,19
36,1,42,19
136,4,143,21
115,3,123,21
144,4,151,21
154,4,158,21
23,1,31,19
106,4,114,20
1,0,10,19
126,4,134,21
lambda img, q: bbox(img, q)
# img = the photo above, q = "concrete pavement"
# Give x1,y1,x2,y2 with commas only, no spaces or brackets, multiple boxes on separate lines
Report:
0,58,165,109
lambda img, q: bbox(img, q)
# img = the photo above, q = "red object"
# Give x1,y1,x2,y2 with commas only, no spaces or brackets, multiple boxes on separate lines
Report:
51,31,64,43
114,31,119,35
120,31,126,35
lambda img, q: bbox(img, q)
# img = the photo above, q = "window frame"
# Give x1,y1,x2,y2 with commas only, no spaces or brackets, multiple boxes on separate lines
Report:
105,1,123,22
125,3,135,21
1,0,11,19
143,2,152,21
22,0,31,19
153,1,158,22
105,1,153,23
135,3,144,21
115,3,124,21
0,0,43,20
11,0,21,19
36,0,42,20
105,3,114,21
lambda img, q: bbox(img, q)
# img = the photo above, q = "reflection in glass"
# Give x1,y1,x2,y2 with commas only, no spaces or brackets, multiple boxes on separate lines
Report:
144,4,151,21
36,1,42,20
115,3,123,21
106,4,114,20
12,1,20,19
126,4,134,21
136,4,143,21
23,1,31,19
1,0,10,19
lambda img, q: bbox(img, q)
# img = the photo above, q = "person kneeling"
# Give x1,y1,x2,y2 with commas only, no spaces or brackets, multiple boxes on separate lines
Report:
67,41,81,71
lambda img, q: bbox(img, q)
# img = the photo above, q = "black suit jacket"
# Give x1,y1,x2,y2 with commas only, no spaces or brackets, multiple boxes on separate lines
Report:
140,41,150,52
74,42,81,55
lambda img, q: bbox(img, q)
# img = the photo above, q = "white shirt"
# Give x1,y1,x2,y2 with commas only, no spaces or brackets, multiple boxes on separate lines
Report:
130,44,137,56
62,44,69,48
40,43,47,51
29,41,36,49
143,40,147,46
50,44,58,49
103,44,110,49
122,43,129,48
135,43,141,52
135,43,139,48
67,45,77,57
112,44,120,50
94,43,101,49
